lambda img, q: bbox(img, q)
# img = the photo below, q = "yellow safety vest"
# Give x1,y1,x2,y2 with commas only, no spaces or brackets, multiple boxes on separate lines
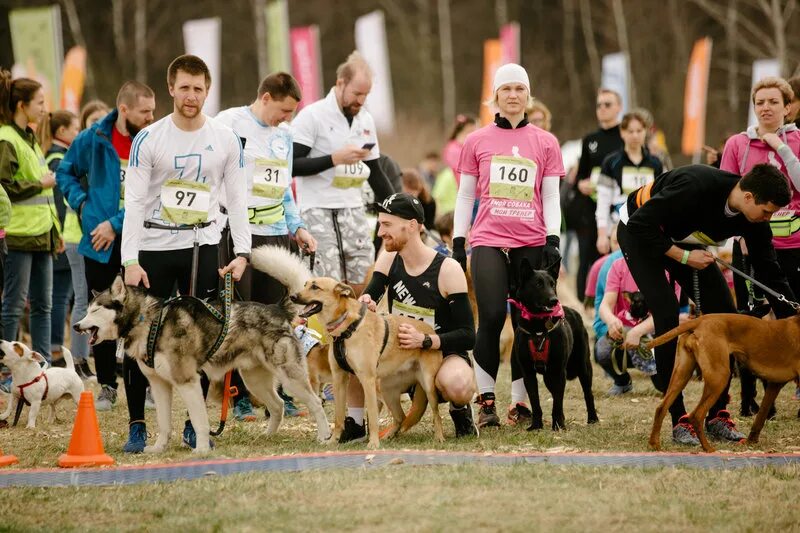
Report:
0,125,57,238
45,151,82,244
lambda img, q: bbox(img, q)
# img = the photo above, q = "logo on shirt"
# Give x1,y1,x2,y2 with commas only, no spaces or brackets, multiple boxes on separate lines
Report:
589,141,598,154
422,281,431,288
205,144,214,152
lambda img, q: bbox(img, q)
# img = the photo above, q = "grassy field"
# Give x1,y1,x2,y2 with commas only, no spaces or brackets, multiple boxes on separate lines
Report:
3,463,800,532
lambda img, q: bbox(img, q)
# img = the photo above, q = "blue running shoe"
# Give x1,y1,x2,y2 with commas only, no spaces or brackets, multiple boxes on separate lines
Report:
123,421,147,454
181,420,215,450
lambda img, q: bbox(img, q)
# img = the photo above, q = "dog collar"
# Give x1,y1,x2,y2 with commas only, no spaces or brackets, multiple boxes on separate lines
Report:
327,303,366,334
17,371,48,406
507,299,564,321
331,303,369,375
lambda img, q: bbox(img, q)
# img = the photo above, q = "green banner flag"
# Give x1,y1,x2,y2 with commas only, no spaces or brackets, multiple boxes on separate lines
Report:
265,0,290,72
9,6,63,109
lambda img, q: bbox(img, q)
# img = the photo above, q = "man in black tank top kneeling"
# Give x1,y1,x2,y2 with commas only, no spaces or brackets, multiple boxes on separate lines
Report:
356,193,478,438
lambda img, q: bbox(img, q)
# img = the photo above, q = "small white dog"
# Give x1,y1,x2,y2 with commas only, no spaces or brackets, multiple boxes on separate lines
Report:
0,340,84,428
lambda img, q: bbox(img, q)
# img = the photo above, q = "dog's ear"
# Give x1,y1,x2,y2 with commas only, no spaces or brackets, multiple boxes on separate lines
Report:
520,257,535,281
30,351,47,364
12,342,25,357
110,275,127,300
91,289,101,299
622,291,633,305
334,282,356,299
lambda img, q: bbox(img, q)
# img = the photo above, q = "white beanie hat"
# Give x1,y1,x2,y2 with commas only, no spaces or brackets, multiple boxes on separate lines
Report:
493,63,530,93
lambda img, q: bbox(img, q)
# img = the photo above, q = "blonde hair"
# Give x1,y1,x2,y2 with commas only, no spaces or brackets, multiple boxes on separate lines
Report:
526,99,552,131
752,76,794,106
484,91,534,111
336,51,373,84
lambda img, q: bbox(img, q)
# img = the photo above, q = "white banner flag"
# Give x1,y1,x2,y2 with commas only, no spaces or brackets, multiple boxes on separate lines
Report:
748,58,781,128
355,11,395,134
183,18,221,116
601,52,630,115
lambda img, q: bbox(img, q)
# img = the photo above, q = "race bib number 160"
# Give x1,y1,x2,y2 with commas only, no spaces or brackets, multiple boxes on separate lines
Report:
489,155,537,201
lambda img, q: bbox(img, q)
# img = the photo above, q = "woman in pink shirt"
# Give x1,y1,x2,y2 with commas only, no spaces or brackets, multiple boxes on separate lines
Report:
720,76,800,415
453,63,565,428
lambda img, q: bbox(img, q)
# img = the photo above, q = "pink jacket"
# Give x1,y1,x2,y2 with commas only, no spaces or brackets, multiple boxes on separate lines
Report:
721,124,800,248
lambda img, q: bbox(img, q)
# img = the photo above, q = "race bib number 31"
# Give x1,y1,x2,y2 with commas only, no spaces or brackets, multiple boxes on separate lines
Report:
160,179,211,225
489,155,537,201
253,158,288,199
333,162,371,189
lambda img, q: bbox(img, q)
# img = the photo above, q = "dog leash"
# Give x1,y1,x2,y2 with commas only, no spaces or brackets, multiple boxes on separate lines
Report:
715,257,800,311
609,338,654,376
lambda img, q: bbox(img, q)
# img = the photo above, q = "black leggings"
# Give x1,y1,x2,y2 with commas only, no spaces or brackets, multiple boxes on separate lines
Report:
576,225,600,300
84,240,122,389
618,223,733,426
124,244,219,424
471,245,544,387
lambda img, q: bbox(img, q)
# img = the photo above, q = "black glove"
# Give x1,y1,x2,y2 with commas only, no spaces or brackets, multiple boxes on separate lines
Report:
542,235,561,279
452,237,468,272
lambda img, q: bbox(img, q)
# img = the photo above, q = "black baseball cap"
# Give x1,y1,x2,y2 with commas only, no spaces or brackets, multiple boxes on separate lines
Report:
377,193,425,224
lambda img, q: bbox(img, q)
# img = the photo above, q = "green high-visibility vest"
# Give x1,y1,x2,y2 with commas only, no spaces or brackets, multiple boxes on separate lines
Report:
45,151,82,244
0,125,57,237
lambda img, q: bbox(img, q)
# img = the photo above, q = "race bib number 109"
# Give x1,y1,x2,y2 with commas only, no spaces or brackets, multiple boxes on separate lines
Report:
160,179,211,225
489,155,537,201
332,162,371,189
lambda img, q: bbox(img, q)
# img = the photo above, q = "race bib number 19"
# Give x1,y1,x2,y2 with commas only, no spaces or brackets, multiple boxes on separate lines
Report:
332,162,371,189
489,155,537,201
253,158,288,199
160,179,211,225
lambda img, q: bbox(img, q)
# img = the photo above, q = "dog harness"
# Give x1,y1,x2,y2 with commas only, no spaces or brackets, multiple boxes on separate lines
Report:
16,372,48,406
331,303,391,375
144,272,233,369
508,299,564,371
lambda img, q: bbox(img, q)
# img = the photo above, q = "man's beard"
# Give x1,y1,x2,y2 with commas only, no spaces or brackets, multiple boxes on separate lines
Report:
383,233,408,252
177,102,201,120
126,119,144,138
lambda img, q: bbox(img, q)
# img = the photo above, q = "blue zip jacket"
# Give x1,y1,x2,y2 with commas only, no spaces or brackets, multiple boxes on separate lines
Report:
56,110,124,264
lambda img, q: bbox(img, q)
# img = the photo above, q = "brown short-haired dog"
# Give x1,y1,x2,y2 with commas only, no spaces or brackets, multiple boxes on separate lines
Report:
647,313,800,452
292,277,444,448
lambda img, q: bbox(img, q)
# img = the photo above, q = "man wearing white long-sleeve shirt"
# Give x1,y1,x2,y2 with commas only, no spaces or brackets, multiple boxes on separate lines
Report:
120,54,250,453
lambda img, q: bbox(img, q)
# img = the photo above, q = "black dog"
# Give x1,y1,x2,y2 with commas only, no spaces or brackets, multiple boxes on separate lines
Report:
622,291,649,323
511,259,599,431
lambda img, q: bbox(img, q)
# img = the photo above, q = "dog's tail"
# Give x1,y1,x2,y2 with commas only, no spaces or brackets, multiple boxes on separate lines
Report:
250,244,312,296
646,317,705,350
398,385,429,433
60,346,75,371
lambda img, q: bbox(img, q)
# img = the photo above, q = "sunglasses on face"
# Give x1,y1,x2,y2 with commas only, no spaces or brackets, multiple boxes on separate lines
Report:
596,101,615,109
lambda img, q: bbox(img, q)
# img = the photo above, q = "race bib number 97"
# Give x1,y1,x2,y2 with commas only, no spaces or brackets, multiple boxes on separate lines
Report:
160,179,211,225
253,158,288,199
333,162,371,189
489,155,537,201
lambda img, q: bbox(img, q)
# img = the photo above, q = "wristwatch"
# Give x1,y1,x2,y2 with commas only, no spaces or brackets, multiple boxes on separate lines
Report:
422,334,433,349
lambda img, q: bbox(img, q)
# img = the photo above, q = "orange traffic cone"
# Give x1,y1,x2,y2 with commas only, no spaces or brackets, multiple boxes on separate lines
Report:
0,448,18,467
58,391,114,468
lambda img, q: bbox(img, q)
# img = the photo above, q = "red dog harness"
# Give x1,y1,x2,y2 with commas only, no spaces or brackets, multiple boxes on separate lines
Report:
17,372,48,406
507,299,565,368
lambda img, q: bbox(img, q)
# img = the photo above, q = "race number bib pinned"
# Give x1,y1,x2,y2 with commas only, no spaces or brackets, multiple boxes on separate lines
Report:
253,158,289,199
160,179,211,225
621,167,654,195
392,300,436,328
332,161,371,189
489,155,537,201
119,159,128,209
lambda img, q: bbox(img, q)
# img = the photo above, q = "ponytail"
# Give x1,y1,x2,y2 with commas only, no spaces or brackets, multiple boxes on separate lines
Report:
38,110,76,152
0,68,43,126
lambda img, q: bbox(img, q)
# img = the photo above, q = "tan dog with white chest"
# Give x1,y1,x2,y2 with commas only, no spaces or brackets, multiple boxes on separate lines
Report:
292,277,444,448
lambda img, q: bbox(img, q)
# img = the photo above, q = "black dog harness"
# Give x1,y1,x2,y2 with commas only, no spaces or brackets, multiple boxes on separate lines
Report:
144,272,233,369
331,303,391,375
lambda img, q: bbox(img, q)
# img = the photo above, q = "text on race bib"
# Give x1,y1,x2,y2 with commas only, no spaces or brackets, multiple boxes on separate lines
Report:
489,155,537,201
119,158,128,209
253,158,289,200
392,300,436,328
333,162,371,189
160,179,211,225
770,209,800,237
621,166,655,195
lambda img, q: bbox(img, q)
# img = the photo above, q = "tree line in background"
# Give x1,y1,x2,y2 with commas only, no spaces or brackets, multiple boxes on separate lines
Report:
3,0,800,166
